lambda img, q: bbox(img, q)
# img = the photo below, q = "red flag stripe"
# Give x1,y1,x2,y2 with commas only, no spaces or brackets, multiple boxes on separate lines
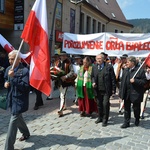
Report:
21,0,51,96
0,34,31,63
145,53,150,67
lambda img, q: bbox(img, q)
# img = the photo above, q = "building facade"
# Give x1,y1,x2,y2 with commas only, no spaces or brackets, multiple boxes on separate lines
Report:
0,0,133,55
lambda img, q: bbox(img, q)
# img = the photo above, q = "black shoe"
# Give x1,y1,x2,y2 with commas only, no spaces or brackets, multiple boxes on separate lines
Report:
95,118,102,124
19,135,30,141
73,100,78,106
119,111,124,115
80,112,86,117
58,111,63,117
46,97,53,100
120,123,130,128
38,103,43,106
86,114,91,117
135,119,140,126
34,106,39,110
102,122,107,127
140,116,144,119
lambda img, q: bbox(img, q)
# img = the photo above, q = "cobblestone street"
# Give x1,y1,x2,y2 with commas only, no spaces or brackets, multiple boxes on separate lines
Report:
0,87,150,150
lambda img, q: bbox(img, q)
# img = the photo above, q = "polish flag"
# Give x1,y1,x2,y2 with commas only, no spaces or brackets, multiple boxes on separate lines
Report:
145,53,150,67
21,0,51,96
133,53,150,79
0,34,15,53
0,34,31,64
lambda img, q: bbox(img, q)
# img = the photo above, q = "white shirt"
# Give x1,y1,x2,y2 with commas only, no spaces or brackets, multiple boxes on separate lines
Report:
146,72,150,80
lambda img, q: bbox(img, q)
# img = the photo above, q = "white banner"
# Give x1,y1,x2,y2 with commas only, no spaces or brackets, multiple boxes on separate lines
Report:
63,32,150,57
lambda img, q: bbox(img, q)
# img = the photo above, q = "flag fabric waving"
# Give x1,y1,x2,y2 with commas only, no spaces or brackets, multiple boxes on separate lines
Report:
21,0,51,96
145,53,150,67
0,34,15,53
0,34,31,64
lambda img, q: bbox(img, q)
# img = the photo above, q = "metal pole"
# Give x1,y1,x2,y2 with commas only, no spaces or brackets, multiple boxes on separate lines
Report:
49,0,58,58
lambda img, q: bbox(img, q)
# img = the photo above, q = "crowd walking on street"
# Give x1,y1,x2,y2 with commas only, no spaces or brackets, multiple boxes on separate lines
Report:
1,49,150,150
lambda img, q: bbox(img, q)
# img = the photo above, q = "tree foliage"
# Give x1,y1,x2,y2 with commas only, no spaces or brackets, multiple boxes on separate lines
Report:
128,19,150,33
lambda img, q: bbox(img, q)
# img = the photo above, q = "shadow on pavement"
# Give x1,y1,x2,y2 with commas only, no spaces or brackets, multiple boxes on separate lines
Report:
23,134,126,149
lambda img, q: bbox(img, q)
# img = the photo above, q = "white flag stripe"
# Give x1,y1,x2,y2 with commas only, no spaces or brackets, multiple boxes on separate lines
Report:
32,0,48,34
0,34,14,48
0,34,31,59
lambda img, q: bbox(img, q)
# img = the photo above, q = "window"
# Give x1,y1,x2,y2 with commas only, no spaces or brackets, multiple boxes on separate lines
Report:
92,19,96,33
111,13,116,18
86,16,91,34
0,0,4,13
70,0,83,4
98,22,101,32
70,8,75,33
102,24,105,32
79,13,84,34
104,0,108,4
96,5,99,10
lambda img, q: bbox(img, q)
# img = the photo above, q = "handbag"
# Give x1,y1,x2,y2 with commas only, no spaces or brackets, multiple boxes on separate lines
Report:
0,92,7,110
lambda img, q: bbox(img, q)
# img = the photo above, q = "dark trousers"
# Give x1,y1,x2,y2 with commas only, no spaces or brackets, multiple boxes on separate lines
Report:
97,92,110,123
124,99,141,124
34,89,43,107
5,114,30,150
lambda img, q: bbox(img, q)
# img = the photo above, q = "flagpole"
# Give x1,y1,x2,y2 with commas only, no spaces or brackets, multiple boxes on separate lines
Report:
132,60,145,79
12,40,24,69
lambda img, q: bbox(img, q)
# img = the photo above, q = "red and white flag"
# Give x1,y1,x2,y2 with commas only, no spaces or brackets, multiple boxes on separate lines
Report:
0,34,15,53
21,0,51,96
0,34,31,64
145,53,150,67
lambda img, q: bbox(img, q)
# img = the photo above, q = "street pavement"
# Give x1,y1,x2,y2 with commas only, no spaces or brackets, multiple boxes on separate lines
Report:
0,86,150,150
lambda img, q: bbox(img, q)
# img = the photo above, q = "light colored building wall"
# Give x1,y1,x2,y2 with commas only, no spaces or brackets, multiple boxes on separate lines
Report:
80,6,109,34
81,5,131,34
107,22,132,33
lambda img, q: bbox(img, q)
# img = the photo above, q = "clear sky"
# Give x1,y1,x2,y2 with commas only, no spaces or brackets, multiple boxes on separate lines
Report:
116,0,150,20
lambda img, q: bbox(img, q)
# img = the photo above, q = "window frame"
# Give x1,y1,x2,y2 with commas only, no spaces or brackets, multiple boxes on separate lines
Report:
0,0,5,13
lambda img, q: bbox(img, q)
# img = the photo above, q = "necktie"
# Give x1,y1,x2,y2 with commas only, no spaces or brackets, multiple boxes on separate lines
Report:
129,68,132,72
98,65,100,70
98,65,102,70
100,65,102,70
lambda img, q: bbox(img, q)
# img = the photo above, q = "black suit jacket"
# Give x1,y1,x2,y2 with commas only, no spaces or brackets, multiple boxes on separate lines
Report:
119,65,147,103
91,62,116,97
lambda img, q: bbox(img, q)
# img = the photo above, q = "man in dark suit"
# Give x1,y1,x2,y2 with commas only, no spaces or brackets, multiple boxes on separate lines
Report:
91,53,116,127
119,56,147,128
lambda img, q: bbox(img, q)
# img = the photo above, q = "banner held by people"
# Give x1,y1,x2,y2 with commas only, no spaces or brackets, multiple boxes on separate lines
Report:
63,32,150,57
21,0,51,96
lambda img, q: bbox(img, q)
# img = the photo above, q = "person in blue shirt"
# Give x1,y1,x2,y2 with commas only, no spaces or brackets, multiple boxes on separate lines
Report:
4,50,30,150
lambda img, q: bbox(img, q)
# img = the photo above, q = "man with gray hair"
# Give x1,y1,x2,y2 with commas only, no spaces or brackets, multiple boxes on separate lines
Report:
119,56,147,128
91,53,116,127
4,50,30,150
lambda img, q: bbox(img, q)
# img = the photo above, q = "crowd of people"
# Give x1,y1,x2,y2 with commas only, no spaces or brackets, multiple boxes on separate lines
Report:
2,49,150,150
